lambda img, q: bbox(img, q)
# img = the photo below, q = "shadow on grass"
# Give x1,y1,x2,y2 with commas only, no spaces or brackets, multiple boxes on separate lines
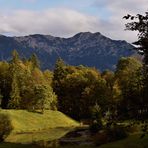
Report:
0,142,36,148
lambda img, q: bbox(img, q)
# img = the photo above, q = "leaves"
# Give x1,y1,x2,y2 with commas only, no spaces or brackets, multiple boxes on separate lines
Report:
0,50,57,111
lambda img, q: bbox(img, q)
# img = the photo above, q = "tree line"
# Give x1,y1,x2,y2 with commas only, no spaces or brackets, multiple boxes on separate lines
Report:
0,49,147,120
0,50,57,113
53,57,147,120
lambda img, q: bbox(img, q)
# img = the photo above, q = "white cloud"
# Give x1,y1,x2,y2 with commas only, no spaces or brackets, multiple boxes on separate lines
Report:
0,1,147,43
93,0,148,42
94,0,147,14
0,8,100,37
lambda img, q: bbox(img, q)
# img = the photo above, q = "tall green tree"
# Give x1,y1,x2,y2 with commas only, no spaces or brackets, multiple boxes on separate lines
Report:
20,63,57,111
0,90,2,108
0,62,11,108
29,53,40,69
11,50,20,64
8,74,21,109
124,12,148,115
34,84,57,113
53,63,110,120
8,50,22,109
0,51,57,111
53,58,68,81
115,57,143,118
124,12,148,65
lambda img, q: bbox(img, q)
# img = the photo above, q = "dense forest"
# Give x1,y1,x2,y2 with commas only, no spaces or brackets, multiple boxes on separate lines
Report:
0,50,57,112
53,57,146,121
0,50,147,122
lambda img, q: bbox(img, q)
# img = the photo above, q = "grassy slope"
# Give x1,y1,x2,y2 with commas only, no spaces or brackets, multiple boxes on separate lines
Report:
0,109,79,133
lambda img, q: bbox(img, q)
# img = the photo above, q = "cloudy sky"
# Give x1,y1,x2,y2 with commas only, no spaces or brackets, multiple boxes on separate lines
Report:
0,0,147,42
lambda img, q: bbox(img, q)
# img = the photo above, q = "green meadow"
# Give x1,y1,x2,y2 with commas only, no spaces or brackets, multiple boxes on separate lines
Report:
0,109,79,144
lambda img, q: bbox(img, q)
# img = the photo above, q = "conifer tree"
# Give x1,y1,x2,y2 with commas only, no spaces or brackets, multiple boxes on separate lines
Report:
53,58,67,81
8,74,21,109
8,50,22,109
11,50,20,64
29,53,40,69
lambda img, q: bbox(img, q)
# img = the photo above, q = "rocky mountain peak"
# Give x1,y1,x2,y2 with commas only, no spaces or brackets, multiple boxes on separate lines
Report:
0,32,135,71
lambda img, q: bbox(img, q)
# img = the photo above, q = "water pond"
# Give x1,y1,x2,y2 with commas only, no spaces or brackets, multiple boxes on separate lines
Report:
3,126,94,148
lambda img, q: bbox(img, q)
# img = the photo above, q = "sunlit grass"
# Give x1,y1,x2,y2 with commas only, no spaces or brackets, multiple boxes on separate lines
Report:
6,128,73,143
0,109,79,134
0,109,79,144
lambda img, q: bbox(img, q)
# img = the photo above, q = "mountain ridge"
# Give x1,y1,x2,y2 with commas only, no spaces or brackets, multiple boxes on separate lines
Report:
0,32,135,71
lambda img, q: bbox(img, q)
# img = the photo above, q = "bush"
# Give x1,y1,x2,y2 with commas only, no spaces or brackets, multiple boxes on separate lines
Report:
126,124,139,133
92,124,128,146
0,114,13,141
93,131,108,146
107,124,128,141
89,120,103,133
90,104,103,133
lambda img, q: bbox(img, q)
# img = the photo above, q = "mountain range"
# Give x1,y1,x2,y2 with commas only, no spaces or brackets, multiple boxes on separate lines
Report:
0,32,135,71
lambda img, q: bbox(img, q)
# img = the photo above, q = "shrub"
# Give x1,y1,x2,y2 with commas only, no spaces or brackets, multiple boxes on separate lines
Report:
93,131,108,146
126,124,139,133
90,104,103,133
92,123,128,146
0,114,13,141
89,120,103,133
107,124,128,141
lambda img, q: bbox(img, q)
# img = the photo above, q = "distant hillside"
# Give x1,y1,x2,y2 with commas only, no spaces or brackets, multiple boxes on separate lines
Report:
0,32,135,71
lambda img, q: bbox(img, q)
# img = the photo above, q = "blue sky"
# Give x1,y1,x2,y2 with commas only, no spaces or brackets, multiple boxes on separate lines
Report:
0,0,93,11
0,0,147,42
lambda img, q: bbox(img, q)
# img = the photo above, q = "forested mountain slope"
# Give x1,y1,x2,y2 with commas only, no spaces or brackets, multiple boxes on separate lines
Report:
0,32,135,71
